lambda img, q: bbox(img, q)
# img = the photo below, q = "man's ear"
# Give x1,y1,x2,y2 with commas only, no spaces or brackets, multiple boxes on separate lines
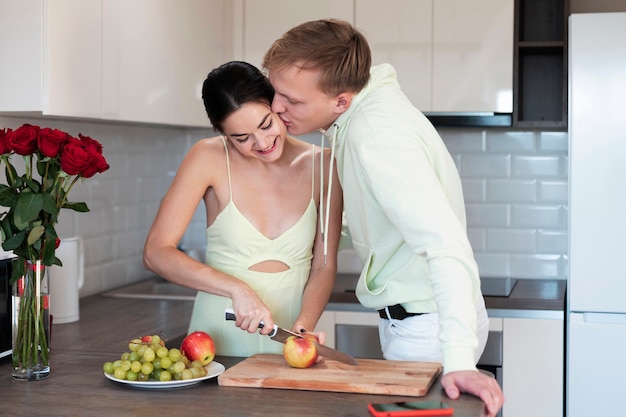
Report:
334,92,354,115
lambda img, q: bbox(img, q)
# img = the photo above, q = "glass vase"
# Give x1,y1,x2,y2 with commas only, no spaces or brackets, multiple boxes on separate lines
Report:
12,260,51,380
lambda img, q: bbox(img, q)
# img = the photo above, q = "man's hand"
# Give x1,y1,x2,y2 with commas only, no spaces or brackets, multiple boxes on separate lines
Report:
440,370,504,417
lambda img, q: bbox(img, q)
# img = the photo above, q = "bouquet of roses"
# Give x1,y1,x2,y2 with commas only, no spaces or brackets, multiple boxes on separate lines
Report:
0,123,109,281
0,123,109,379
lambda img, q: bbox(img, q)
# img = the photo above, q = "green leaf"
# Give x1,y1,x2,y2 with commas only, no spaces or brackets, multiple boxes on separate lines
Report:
27,224,45,245
14,192,43,230
63,201,90,213
4,163,18,187
40,191,59,215
24,176,41,193
2,230,25,250
9,258,24,285
0,185,18,208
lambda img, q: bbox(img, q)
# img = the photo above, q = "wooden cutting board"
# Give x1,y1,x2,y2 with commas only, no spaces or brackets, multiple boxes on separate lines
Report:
217,354,442,396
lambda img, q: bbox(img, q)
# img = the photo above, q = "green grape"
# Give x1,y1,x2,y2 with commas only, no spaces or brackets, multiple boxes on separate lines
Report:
174,372,183,380
121,352,130,361
141,362,154,375
137,372,150,381
181,369,193,380
160,356,172,370
128,338,142,352
156,346,168,358
103,362,114,374
130,361,142,373
190,366,202,378
129,351,141,362
150,335,162,346
126,370,138,381
152,368,163,381
152,357,162,370
120,360,131,371
159,370,172,382
112,359,123,369
170,361,186,374
191,360,204,369
137,344,148,356
143,347,156,362
168,348,182,362
113,367,127,380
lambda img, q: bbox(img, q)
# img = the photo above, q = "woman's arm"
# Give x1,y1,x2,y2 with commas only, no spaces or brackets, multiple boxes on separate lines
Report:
143,138,275,334
292,148,343,340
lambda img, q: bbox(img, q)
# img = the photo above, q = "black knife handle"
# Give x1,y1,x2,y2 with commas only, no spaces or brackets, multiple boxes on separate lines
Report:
224,308,276,336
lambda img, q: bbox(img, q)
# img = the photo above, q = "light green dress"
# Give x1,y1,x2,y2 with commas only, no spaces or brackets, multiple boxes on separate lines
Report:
188,139,317,356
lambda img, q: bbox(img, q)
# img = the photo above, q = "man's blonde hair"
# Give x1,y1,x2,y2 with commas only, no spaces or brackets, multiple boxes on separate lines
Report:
262,19,371,96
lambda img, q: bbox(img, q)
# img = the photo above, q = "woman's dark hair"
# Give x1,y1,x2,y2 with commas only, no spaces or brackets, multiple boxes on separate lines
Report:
202,61,275,132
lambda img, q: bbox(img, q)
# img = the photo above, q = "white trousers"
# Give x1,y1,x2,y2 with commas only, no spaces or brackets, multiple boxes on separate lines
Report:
378,301,489,364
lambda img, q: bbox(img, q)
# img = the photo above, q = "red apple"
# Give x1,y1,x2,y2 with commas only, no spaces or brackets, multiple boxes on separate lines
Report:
180,331,216,366
283,334,318,368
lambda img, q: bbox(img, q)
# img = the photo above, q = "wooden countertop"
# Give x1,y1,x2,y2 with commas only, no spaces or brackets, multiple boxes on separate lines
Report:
0,295,489,417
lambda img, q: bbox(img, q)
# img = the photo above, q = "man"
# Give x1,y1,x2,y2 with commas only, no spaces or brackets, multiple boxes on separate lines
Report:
262,19,504,416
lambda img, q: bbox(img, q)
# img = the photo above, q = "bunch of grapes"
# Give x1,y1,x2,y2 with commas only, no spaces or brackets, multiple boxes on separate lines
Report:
102,334,209,382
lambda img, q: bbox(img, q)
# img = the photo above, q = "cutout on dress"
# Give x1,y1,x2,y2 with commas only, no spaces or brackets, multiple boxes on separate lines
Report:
248,260,290,272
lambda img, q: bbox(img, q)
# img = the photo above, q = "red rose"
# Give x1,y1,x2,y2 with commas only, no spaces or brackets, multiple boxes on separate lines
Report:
80,150,110,178
78,133,104,154
0,128,12,155
39,127,70,158
60,138,91,175
7,124,40,155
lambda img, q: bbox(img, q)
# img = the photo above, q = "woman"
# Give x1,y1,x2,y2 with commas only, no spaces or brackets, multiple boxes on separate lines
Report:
143,61,342,356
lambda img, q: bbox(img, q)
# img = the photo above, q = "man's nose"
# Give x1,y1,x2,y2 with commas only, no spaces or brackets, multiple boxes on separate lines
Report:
271,94,285,113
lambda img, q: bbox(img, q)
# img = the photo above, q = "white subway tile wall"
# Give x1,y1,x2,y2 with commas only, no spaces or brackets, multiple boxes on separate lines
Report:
0,116,568,298
441,128,568,281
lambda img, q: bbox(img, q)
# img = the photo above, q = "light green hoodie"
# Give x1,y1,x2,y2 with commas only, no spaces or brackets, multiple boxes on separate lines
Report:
326,64,484,374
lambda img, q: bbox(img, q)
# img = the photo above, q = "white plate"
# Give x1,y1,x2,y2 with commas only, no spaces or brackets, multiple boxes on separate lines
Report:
104,361,225,389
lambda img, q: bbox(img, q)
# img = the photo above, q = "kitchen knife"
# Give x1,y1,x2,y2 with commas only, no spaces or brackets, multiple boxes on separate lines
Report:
224,308,358,366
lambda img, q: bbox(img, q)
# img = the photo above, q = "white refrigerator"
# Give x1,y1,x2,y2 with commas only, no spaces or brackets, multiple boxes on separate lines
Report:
568,12,626,417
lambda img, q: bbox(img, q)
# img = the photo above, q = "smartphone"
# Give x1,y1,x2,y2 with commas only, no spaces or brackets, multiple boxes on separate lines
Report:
367,400,454,417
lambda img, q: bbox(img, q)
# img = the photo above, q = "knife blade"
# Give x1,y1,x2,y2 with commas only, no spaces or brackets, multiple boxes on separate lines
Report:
224,308,358,366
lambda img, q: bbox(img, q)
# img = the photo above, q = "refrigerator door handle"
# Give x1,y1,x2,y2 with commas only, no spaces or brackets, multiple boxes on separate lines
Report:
571,312,626,325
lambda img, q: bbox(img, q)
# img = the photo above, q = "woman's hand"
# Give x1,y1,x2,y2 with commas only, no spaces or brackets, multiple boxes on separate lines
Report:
230,289,275,335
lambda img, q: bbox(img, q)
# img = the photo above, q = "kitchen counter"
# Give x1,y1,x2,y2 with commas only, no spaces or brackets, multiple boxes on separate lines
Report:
0,295,489,417
328,275,566,317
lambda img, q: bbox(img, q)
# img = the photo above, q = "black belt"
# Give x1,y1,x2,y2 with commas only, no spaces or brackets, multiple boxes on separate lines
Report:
378,304,424,320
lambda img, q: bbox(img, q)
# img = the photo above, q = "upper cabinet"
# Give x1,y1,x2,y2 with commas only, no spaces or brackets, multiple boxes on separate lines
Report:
0,0,231,127
513,0,569,129
355,0,433,112
237,0,354,69
0,0,102,118
355,0,514,114
101,0,230,126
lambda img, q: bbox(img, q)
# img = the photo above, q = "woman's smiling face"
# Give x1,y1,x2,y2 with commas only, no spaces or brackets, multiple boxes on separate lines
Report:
222,102,286,161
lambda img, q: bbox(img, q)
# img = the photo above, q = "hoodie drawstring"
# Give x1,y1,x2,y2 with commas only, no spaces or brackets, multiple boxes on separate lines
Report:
319,124,339,265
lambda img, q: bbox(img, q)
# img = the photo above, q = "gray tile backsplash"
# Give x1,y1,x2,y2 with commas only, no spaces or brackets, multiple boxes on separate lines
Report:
0,116,568,299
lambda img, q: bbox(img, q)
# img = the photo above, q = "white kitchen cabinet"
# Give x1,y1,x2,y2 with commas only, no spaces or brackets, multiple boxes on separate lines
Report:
432,0,513,113
355,0,433,112
0,0,102,118
101,0,230,127
355,0,513,113
0,0,229,127
502,317,564,417
237,0,354,69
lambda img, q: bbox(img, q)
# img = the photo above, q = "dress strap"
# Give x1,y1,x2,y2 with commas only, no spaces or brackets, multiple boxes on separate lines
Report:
220,136,233,200
311,144,315,199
